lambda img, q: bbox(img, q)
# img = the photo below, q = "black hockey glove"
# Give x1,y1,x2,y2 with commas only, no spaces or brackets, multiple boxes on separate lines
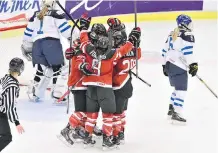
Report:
162,65,168,76
128,27,141,47
80,13,91,30
189,63,198,77
79,63,94,76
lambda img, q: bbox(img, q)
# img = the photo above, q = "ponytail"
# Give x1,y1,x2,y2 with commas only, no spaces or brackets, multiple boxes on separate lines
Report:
37,6,48,20
172,28,180,42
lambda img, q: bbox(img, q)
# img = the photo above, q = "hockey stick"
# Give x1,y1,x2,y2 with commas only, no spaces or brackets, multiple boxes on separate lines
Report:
130,71,151,87
65,19,79,114
179,57,218,99
134,0,139,78
57,29,114,102
56,0,80,30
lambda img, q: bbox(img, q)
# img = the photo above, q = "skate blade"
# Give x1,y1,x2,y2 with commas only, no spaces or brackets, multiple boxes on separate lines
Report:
57,134,74,147
102,145,119,151
83,143,95,149
167,115,172,120
171,120,186,126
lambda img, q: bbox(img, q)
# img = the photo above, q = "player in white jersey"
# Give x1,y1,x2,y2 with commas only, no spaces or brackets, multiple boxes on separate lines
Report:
21,0,74,102
161,14,198,124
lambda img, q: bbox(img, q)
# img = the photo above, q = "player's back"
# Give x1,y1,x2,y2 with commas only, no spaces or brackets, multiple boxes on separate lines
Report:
113,47,141,89
25,9,71,42
162,29,195,70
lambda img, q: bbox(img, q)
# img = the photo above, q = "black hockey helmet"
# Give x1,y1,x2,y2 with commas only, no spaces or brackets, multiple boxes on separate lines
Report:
9,57,24,76
112,30,127,48
95,36,109,55
91,23,107,36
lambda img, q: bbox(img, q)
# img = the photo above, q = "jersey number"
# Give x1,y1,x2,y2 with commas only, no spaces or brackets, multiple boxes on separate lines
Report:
37,20,44,34
92,59,101,76
119,59,136,75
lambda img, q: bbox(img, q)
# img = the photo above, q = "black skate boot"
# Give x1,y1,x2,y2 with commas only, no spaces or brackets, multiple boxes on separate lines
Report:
57,124,74,146
83,131,96,148
102,134,117,150
118,131,125,144
167,104,174,119
171,112,186,125
93,125,102,137
71,127,84,143
112,136,120,146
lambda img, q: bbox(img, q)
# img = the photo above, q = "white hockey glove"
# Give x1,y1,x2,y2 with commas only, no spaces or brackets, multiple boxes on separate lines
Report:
21,40,33,61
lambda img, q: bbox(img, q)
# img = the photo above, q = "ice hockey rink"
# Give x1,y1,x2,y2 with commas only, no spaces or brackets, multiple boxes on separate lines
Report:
0,18,217,153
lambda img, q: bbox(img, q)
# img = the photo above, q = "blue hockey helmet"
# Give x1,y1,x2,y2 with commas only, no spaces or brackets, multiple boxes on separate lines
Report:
176,14,193,31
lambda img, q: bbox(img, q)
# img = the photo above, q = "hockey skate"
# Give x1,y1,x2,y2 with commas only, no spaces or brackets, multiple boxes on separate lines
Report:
57,124,74,147
167,104,174,120
118,131,125,145
102,134,118,151
83,131,96,149
93,125,102,138
171,111,186,125
70,127,85,143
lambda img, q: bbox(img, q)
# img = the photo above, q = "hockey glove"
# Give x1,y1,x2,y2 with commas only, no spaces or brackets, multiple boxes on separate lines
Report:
189,63,198,77
107,18,121,30
80,13,91,30
65,48,74,60
79,63,93,76
162,65,168,76
128,27,141,47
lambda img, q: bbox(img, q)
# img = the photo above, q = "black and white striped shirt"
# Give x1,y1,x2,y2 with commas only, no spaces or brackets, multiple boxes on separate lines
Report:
0,74,20,126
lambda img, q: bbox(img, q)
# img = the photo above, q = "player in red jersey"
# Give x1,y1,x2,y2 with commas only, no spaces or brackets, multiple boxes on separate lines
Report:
107,18,142,145
77,15,141,149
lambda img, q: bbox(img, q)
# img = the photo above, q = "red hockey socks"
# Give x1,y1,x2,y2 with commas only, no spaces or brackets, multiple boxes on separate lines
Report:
69,111,86,128
85,112,98,134
113,114,122,136
102,113,114,137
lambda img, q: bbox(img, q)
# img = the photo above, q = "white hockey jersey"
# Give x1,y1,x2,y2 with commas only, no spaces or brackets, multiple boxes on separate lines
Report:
23,9,73,42
161,30,195,71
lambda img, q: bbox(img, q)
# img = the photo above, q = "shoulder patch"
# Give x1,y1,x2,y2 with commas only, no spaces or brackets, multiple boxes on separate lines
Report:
180,32,195,43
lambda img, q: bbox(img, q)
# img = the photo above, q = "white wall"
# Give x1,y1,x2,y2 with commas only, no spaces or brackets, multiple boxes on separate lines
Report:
203,0,218,11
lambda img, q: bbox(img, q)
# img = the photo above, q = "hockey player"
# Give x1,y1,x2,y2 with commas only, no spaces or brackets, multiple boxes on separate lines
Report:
107,18,142,144
59,38,87,145
0,58,25,152
161,14,198,124
78,15,141,149
21,0,73,102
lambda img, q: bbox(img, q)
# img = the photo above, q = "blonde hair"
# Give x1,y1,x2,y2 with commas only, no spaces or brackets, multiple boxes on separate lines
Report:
37,6,48,20
171,27,180,42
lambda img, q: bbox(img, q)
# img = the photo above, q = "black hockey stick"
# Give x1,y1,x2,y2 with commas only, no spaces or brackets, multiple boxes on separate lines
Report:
56,0,80,30
134,0,139,78
65,19,80,114
131,71,151,87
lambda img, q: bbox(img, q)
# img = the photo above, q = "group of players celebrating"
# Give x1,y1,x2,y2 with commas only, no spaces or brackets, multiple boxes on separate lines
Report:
60,15,141,149
21,0,141,150
19,0,198,151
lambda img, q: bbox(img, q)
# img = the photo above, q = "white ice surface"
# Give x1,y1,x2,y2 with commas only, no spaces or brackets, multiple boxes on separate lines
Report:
0,20,217,153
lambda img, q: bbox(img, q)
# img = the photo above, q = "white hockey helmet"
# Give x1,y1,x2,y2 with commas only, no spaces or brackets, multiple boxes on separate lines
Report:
41,0,56,9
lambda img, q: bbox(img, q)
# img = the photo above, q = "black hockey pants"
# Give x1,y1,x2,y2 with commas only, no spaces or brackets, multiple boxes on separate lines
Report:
0,113,12,152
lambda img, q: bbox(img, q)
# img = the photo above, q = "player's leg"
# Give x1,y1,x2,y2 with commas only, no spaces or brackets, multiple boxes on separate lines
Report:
97,87,116,149
31,40,52,102
83,86,100,146
51,65,68,103
0,113,12,152
166,62,188,124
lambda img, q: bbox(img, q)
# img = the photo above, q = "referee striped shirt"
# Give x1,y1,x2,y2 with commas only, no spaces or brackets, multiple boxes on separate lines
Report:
0,74,20,126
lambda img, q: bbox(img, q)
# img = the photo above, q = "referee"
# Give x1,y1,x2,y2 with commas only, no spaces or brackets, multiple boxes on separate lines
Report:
0,58,25,152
